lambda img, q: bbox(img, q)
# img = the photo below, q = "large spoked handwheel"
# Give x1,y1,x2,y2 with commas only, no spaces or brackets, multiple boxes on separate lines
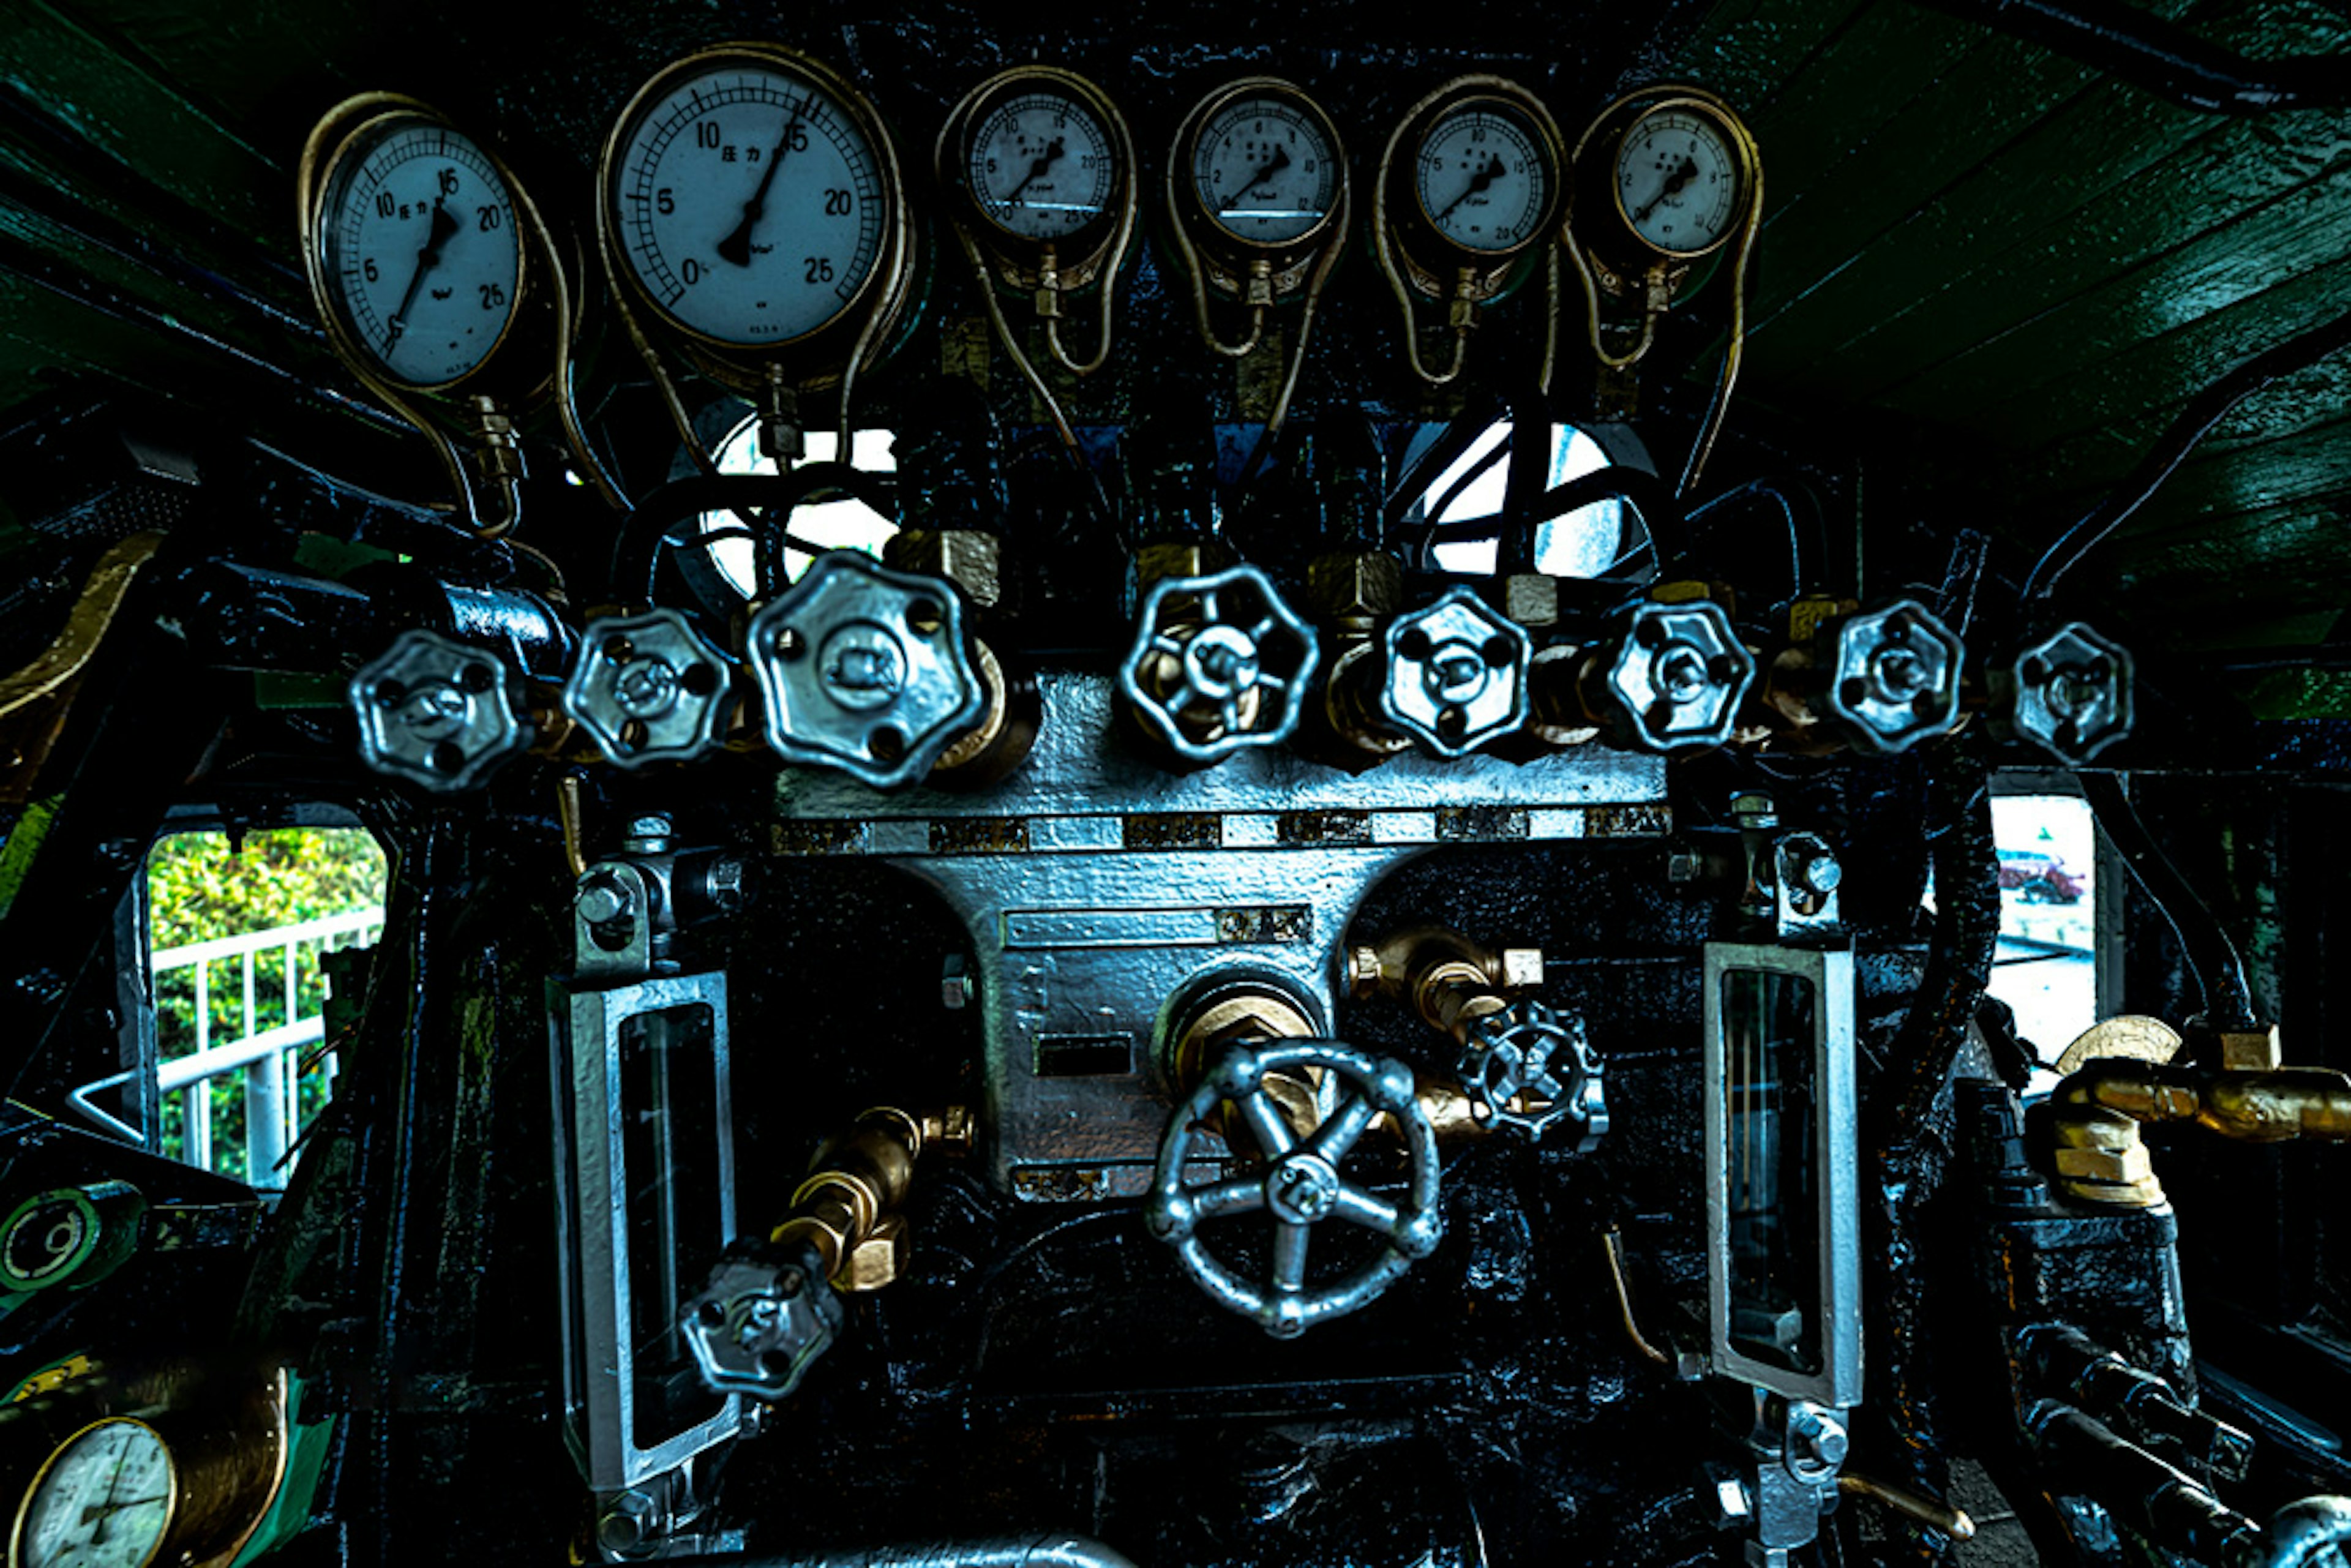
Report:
1146,1038,1442,1339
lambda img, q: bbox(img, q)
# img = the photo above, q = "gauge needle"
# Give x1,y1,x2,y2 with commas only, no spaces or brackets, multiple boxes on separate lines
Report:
1248,142,1291,197
718,104,804,268
1435,154,1505,224
385,197,460,351
81,1496,165,1526
1002,137,1065,206
88,1442,130,1545
1632,157,1698,223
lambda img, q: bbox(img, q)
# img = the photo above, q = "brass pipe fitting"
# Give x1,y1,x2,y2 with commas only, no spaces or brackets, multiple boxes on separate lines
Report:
1347,928,1544,1044
2047,1058,2351,1207
771,1105,967,1292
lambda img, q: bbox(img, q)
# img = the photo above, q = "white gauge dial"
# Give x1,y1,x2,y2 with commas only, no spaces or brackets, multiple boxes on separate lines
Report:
318,120,521,388
1616,108,1741,254
1191,93,1339,246
610,62,887,347
967,89,1116,242
1414,104,1550,256
13,1419,174,1568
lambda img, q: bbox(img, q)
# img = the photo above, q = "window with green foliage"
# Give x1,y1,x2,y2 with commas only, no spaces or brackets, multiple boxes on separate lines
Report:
146,828,386,1184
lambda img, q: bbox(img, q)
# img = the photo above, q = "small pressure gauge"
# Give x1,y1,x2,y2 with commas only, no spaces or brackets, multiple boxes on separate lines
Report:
937,67,1138,403
956,70,1127,247
10,1419,175,1568
1164,78,1349,376
1182,81,1344,252
300,97,531,396
1576,88,1757,272
1371,76,1567,386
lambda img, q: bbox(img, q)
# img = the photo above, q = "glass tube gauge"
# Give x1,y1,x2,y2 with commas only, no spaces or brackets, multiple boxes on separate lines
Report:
937,66,1136,396
599,45,917,459
1371,77,1567,388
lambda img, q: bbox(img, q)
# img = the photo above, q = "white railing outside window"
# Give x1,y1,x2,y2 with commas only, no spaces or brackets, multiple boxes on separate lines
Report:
70,907,383,1187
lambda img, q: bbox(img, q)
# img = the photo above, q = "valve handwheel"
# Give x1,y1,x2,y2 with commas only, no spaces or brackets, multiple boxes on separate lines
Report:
1147,1038,1442,1338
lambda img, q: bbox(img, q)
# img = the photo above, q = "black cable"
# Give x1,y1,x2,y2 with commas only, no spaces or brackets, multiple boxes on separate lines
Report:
1382,392,1504,542
2081,771,2259,1030
2021,303,2351,602
1914,0,2351,116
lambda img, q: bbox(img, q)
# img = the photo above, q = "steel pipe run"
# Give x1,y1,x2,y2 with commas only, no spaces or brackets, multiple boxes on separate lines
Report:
2244,1498,2351,1568
728,1536,1140,1568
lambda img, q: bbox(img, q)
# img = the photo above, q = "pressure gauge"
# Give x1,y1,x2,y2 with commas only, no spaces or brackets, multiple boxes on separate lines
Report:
1412,100,1554,257
1595,95,1755,261
301,99,527,394
10,1419,174,1568
1164,77,1349,378
961,78,1121,244
1371,77,1567,387
1185,83,1344,250
601,45,904,353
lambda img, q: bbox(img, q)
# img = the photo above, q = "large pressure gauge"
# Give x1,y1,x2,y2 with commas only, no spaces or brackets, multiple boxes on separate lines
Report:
298,94,598,533
309,111,523,391
1371,77,1567,388
599,45,917,458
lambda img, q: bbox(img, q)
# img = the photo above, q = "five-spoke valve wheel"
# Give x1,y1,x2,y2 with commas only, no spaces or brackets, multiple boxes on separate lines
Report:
1146,1038,1442,1339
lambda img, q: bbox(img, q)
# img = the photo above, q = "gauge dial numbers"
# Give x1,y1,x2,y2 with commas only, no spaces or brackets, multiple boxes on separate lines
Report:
1187,86,1344,250
964,87,1119,244
9,1419,175,1568
1613,105,1745,257
605,52,894,351
313,115,523,390
1412,101,1557,258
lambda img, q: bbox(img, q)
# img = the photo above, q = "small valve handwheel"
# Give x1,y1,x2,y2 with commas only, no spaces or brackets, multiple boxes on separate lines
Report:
563,609,733,768
1147,1038,1442,1340
1118,565,1319,763
349,628,527,792
1458,1002,1608,1149
1821,599,1965,756
1378,588,1531,757
681,1240,844,1401
2011,621,2134,765
1594,600,1753,752
747,551,989,790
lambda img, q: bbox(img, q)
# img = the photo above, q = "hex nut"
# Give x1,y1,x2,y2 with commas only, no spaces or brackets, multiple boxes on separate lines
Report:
1499,572,1561,629
838,1216,910,1292
1135,540,1233,591
2204,1023,2283,1073
887,528,1003,609
2011,621,2134,765
1347,945,1384,997
1305,550,1405,624
2053,1143,2156,1185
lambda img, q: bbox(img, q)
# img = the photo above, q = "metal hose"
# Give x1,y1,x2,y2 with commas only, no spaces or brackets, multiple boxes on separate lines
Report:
729,1534,1141,1568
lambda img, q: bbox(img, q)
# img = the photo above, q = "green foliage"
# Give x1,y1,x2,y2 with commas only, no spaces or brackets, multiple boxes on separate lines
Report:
145,829,386,1180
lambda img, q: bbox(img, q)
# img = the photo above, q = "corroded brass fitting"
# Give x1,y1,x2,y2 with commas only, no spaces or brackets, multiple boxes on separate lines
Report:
771,1105,969,1292
1347,928,1543,1043
2048,1057,2351,1207
885,528,1003,611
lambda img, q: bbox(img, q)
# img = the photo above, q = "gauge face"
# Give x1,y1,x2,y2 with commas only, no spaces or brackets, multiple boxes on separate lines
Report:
1191,92,1340,246
1615,107,1741,254
13,1419,174,1568
317,119,521,388
1414,102,1550,256
966,88,1117,242
610,61,888,348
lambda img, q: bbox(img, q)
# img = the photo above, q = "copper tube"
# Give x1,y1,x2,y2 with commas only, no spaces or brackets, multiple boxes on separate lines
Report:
1838,1474,1976,1542
1602,1227,1671,1367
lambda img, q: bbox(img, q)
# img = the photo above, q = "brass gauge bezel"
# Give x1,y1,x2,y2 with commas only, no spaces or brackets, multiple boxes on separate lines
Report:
1168,76,1350,302
595,42,918,391
940,65,1136,293
1379,77,1568,306
1575,86,1759,288
298,94,539,403
9,1416,179,1568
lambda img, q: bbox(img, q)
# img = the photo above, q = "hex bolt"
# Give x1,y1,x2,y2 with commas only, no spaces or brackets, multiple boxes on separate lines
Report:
942,953,974,1010
596,1490,662,1556
577,874,634,926
624,814,675,854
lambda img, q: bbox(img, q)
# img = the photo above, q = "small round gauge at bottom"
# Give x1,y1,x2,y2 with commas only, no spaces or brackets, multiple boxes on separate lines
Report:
11,1418,176,1568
